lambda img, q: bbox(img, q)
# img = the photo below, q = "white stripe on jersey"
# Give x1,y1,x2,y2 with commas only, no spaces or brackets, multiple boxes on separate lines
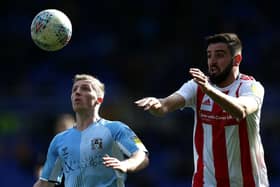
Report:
225,125,243,187
202,124,216,186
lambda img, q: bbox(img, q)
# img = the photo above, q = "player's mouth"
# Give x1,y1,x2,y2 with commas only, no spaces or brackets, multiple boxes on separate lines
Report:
74,98,82,103
209,66,219,74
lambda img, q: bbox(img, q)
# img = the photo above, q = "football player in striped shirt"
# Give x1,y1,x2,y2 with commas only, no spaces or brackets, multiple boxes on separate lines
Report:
33,74,149,187
135,33,269,187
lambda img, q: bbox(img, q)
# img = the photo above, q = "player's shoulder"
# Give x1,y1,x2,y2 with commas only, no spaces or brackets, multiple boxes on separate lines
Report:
186,79,198,86
178,79,198,92
239,73,263,86
52,128,75,141
100,118,128,128
239,73,256,82
238,73,265,95
100,119,132,136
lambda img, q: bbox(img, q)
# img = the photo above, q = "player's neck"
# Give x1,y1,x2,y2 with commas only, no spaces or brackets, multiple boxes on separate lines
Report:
216,71,239,88
75,112,101,131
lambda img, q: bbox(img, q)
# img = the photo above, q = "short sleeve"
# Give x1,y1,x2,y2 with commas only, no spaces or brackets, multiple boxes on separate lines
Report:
175,79,198,108
40,136,63,184
109,122,148,157
239,81,265,106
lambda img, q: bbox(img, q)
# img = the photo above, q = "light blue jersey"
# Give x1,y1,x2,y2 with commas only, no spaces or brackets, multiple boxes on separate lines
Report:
40,118,148,187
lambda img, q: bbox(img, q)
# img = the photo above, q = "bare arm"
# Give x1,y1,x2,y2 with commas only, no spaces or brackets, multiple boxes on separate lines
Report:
134,93,185,116
33,180,55,187
203,86,258,119
189,68,259,119
202,87,258,119
103,150,149,173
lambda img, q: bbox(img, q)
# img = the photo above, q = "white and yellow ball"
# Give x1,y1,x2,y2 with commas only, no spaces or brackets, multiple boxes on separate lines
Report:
31,9,72,51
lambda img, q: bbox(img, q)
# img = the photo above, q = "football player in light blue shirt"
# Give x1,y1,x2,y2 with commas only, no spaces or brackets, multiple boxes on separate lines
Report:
33,74,149,187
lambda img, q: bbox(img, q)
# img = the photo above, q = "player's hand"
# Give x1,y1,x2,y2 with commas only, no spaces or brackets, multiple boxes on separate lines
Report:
103,155,128,173
134,97,162,111
189,68,211,93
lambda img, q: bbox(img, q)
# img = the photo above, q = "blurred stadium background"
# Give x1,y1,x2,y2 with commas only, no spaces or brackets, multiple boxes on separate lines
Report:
1,0,280,186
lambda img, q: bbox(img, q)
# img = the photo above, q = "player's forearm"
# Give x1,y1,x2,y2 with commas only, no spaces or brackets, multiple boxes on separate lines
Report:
149,98,168,116
150,94,185,117
123,151,149,173
204,86,247,119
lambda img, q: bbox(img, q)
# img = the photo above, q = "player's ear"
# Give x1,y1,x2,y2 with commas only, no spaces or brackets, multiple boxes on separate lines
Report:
97,97,103,104
233,54,242,66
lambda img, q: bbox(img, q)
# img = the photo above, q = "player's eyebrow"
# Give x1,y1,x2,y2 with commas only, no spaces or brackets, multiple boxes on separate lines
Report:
207,49,226,53
71,83,91,92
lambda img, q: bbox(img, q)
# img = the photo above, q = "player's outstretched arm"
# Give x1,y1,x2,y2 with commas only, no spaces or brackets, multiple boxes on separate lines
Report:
103,150,149,173
134,94,185,117
33,180,55,187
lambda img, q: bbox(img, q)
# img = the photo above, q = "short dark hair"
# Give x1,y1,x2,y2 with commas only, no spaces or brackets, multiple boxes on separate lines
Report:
205,33,242,56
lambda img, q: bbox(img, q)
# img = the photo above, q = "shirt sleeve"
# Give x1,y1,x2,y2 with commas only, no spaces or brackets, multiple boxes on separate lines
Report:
175,79,198,109
239,80,265,107
109,122,148,157
40,135,63,184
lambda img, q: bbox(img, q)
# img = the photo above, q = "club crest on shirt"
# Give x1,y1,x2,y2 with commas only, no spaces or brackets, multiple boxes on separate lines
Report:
91,138,103,150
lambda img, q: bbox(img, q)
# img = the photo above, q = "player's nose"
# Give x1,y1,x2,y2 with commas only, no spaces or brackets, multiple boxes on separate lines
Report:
73,88,82,96
208,57,217,65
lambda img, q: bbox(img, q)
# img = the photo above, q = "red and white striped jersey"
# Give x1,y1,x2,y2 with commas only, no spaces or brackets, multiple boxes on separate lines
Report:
176,74,269,187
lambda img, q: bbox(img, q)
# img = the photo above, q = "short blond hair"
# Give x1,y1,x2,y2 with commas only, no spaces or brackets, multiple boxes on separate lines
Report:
73,74,105,98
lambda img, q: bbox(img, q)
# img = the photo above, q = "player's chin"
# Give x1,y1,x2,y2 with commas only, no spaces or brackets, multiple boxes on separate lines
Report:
72,105,84,112
209,72,220,79
209,70,218,76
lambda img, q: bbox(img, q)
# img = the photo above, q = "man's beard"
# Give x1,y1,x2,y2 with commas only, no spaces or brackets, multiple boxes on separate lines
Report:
208,61,233,85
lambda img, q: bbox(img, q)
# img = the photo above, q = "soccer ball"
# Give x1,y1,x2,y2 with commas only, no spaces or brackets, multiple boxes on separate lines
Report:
31,9,72,51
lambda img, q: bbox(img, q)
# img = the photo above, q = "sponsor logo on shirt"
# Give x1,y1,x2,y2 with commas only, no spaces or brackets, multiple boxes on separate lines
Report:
201,96,213,111
62,147,69,157
202,98,211,105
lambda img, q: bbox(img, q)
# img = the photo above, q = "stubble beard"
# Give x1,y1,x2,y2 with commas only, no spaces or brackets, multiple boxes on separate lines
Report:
208,61,233,85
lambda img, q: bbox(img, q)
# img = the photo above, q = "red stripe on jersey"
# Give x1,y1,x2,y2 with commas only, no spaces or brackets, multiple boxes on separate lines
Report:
240,74,255,81
239,119,255,186
193,87,204,187
211,97,230,187
235,82,242,96
212,123,230,187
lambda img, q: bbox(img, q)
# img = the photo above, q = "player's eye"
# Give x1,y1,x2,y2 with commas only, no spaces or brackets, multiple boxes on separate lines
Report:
72,86,77,92
215,52,225,58
80,85,91,91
